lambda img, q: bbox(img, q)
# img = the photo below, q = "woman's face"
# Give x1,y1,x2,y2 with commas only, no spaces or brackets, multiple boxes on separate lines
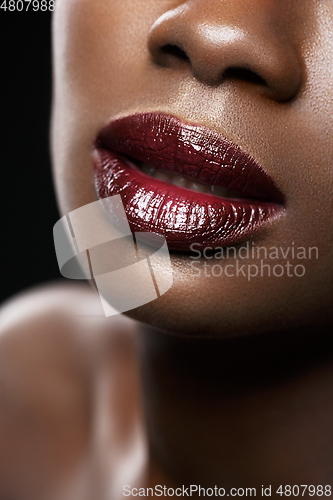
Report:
52,0,333,337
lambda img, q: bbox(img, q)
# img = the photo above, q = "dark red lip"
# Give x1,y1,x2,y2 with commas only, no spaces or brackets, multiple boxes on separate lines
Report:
93,113,285,251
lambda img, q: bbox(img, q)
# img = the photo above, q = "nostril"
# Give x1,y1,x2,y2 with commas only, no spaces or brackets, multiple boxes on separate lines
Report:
148,3,303,101
223,67,266,86
160,44,190,63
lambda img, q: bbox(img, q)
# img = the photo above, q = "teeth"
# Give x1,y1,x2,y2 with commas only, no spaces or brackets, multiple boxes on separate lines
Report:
155,170,171,182
210,185,231,197
171,175,188,188
188,181,209,194
142,164,156,176
139,163,243,199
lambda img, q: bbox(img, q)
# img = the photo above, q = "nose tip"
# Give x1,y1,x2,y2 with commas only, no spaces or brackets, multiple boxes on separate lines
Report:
148,3,303,102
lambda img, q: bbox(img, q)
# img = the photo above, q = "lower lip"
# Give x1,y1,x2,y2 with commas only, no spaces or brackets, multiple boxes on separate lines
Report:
93,148,284,251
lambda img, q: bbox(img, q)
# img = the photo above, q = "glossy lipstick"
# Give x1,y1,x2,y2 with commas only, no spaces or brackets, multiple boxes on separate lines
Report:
93,113,285,251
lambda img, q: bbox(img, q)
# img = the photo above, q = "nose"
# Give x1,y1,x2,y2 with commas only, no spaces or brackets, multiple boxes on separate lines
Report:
147,0,303,102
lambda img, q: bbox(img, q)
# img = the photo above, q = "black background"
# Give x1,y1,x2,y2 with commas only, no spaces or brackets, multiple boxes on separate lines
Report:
1,9,62,305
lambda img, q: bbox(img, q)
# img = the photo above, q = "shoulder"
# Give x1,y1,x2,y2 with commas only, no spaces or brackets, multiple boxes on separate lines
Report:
0,281,138,355
0,282,139,499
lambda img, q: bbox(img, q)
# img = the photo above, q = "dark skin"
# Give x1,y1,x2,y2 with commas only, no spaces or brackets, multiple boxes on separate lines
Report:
1,288,333,499
1,0,333,498
139,326,333,491
52,0,333,337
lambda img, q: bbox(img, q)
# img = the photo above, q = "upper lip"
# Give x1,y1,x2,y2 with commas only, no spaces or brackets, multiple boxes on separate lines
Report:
96,112,284,205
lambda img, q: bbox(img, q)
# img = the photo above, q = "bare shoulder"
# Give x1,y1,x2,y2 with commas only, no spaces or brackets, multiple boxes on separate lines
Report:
0,282,139,500
0,280,138,354
0,282,138,384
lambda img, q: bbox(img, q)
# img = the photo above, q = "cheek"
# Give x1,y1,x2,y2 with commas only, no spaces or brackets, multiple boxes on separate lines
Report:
52,0,161,215
53,0,160,114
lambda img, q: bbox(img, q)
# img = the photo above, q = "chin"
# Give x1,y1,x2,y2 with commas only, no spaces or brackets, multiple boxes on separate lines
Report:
121,255,333,339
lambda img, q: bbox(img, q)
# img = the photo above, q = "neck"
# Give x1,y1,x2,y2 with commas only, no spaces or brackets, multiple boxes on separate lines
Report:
137,325,333,492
